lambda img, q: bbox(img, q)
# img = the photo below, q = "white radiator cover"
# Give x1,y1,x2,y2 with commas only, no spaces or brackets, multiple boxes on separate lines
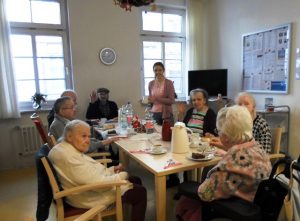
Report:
17,125,46,155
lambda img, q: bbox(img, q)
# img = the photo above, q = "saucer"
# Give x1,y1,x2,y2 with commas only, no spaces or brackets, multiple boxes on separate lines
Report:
147,148,167,155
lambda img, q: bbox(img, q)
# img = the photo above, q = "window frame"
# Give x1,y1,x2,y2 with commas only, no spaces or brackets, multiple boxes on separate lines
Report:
8,0,72,110
140,6,187,98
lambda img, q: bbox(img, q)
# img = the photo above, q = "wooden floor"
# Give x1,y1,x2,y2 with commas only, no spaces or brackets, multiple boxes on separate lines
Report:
0,160,178,221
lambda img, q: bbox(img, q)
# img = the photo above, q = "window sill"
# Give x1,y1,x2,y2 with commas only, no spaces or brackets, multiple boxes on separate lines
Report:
20,107,51,114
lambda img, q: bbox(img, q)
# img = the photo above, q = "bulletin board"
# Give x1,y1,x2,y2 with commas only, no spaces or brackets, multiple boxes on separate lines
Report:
242,23,291,94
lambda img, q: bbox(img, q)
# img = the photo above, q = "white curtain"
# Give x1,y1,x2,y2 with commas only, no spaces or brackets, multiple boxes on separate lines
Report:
186,0,204,70
0,0,20,118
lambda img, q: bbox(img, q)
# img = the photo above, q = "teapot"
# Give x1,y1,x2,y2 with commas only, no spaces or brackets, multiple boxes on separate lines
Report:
171,122,193,153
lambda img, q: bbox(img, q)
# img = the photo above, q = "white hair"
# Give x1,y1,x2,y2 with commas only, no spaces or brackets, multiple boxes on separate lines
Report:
61,89,77,97
235,92,256,107
217,105,253,144
63,119,89,139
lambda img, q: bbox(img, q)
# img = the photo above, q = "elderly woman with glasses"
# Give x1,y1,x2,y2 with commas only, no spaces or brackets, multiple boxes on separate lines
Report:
210,92,272,153
183,88,217,137
175,105,272,221
235,92,272,153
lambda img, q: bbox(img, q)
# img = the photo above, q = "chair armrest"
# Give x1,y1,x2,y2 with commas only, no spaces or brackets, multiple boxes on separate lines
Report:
96,159,112,164
269,153,285,160
88,152,111,158
74,204,105,221
54,180,129,199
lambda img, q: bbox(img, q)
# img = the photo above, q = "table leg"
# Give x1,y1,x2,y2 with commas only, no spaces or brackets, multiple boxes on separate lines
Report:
155,175,166,221
119,148,129,168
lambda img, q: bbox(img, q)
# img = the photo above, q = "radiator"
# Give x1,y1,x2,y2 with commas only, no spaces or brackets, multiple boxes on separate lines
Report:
17,125,47,155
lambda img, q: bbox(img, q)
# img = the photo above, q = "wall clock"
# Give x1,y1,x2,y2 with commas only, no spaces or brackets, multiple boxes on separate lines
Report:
99,48,116,65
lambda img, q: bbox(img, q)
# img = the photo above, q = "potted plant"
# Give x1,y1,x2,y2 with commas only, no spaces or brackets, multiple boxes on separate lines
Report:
31,92,47,109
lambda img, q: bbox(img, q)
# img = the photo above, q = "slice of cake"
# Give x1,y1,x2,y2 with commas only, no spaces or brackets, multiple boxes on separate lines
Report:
191,152,205,159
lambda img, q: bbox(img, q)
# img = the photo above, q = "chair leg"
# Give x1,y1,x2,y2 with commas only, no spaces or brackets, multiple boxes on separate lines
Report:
93,213,102,221
116,187,123,221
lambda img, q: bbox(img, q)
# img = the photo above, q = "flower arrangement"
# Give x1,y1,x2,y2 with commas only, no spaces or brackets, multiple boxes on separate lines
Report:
31,92,47,109
114,0,155,11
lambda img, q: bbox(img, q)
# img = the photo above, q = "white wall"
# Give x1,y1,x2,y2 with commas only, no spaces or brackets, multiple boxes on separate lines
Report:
201,0,300,159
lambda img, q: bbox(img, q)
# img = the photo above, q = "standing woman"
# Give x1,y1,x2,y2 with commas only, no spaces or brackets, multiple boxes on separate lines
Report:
148,62,175,125
183,88,217,137
235,92,272,153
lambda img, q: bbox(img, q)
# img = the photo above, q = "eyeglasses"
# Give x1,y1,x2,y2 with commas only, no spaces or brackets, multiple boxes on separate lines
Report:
62,105,77,110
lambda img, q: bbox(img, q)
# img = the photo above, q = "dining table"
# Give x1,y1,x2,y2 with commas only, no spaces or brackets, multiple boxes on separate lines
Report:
114,132,221,221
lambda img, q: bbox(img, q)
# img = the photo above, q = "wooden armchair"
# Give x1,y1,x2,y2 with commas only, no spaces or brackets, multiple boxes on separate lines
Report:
36,144,127,221
31,113,56,148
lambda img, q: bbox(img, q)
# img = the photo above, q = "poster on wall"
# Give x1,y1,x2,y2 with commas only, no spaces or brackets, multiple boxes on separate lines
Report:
242,23,291,94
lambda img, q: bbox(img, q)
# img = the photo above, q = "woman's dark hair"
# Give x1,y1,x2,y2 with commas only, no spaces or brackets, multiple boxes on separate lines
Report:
190,88,209,105
153,62,165,71
54,96,72,114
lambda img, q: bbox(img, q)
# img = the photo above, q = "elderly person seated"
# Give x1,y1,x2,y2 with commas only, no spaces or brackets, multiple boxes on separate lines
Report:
175,105,272,221
235,92,272,153
183,88,217,136
210,92,272,153
48,120,147,221
47,89,77,127
86,88,118,120
49,96,116,153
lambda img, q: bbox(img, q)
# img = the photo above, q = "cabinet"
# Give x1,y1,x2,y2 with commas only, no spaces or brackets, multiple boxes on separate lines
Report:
257,105,290,153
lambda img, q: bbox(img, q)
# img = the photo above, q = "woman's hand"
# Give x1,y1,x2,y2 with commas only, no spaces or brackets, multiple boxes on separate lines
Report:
204,132,215,139
102,137,119,146
89,90,97,103
114,163,125,173
148,95,155,103
210,137,225,149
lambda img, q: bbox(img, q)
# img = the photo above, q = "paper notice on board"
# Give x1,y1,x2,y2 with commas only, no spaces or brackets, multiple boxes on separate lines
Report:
296,48,300,80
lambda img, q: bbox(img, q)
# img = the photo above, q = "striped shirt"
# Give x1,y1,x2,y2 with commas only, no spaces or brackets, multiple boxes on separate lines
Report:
187,109,207,136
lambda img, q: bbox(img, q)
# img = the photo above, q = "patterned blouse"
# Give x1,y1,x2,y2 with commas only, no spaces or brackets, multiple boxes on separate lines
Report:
198,139,272,202
253,115,272,153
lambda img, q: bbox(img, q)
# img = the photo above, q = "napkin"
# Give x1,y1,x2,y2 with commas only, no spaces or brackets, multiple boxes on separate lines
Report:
163,159,182,169
129,149,148,154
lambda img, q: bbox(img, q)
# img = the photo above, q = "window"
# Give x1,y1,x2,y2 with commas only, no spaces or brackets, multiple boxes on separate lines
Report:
6,0,72,109
140,6,186,98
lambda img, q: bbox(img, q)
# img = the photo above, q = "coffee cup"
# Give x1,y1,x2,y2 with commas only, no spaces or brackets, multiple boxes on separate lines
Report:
152,147,163,153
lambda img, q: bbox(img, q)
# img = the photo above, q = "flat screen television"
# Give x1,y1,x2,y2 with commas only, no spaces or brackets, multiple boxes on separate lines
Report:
188,69,228,97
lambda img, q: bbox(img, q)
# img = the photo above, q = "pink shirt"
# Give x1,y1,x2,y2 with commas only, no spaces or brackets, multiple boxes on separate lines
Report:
151,80,165,113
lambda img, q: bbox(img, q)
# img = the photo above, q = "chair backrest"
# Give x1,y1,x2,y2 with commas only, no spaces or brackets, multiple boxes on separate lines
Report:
31,113,56,148
271,127,283,154
31,113,48,143
41,156,66,221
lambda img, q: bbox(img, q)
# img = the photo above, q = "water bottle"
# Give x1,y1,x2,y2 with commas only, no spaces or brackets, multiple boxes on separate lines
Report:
125,102,133,125
145,104,153,120
118,105,127,134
